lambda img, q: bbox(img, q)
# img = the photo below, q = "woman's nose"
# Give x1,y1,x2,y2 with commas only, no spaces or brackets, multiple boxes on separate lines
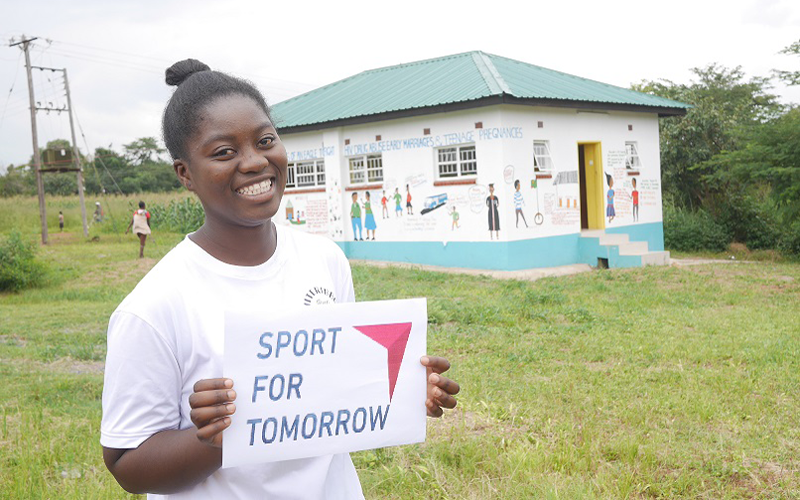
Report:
239,147,268,173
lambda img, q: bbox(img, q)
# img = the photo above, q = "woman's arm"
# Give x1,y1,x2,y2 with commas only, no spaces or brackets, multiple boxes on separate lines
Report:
103,378,236,494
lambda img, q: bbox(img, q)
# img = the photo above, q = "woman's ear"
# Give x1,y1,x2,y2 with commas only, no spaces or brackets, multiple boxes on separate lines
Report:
174,159,193,191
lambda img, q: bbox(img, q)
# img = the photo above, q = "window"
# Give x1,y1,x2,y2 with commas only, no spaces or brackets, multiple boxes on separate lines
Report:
533,141,554,172
286,159,325,188
349,154,383,184
436,144,477,178
625,142,642,170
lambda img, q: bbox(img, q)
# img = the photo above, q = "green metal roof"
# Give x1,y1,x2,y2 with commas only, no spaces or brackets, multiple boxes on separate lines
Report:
271,51,689,131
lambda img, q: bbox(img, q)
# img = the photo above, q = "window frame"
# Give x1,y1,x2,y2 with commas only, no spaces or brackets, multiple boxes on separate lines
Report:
625,141,642,170
286,159,325,188
348,154,383,185
435,143,477,179
532,140,554,172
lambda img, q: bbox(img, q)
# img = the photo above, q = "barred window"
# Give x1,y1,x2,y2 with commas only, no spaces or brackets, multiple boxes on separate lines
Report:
533,141,554,172
437,144,477,178
625,142,642,170
349,154,383,184
286,159,325,188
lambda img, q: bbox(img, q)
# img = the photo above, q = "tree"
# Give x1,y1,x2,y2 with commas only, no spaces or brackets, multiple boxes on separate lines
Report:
773,39,800,86
123,137,166,166
701,107,800,220
633,64,783,209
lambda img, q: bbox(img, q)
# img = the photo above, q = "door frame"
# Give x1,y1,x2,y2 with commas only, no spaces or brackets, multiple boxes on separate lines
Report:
578,141,604,230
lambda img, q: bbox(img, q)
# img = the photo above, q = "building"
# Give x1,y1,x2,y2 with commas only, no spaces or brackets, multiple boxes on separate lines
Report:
271,51,689,270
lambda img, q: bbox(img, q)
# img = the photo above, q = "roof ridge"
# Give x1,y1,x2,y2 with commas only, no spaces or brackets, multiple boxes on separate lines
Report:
471,51,511,95
485,52,688,107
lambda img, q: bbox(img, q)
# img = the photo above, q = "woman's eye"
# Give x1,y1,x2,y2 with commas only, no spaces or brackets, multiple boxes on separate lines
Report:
259,136,274,147
214,148,235,157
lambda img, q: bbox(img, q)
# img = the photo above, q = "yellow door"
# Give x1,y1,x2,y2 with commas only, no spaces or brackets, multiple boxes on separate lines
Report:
579,142,604,230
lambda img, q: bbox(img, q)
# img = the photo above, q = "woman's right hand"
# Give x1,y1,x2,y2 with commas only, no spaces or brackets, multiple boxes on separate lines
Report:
188,378,237,448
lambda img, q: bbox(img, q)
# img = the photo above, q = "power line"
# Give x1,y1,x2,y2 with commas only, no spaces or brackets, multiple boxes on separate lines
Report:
0,51,24,131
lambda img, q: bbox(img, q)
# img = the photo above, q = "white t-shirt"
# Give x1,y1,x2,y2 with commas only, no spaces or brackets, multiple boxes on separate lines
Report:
101,224,364,500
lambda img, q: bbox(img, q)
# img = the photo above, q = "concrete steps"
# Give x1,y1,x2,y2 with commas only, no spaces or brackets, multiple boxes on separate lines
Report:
579,230,670,268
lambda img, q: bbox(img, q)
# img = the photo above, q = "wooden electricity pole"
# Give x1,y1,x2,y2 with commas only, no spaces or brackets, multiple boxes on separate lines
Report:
12,36,48,244
62,69,89,237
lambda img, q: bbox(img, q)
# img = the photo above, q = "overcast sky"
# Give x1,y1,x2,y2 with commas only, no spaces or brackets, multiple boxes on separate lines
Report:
1,0,798,170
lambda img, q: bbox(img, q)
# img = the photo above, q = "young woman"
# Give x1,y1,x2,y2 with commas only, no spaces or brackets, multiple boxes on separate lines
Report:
100,59,459,499
125,200,151,258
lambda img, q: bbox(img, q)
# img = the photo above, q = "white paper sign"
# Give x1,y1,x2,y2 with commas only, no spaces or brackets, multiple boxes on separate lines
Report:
222,298,427,468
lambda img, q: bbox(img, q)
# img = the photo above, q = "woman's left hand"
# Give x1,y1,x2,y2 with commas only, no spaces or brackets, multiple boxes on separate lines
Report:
420,356,459,417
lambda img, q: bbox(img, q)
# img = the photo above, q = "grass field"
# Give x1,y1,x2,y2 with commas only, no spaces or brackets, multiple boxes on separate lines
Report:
1,195,799,499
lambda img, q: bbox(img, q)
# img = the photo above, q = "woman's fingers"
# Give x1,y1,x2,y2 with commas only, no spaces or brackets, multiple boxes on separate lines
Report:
421,355,450,374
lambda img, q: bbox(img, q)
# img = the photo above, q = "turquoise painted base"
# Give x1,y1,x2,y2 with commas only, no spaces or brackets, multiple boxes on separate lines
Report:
338,222,665,271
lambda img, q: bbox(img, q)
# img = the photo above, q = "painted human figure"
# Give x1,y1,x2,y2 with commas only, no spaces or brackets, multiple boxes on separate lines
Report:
486,183,500,240
631,177,639,222
350,192,363,240
513,179,528,228
364,191,377,240
406,184,413,215
606,174,616,223
450,206,460,230
381,190,389,219
393,187,402,217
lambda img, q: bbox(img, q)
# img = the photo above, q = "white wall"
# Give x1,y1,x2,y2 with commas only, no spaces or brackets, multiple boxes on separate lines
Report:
277,104,663,243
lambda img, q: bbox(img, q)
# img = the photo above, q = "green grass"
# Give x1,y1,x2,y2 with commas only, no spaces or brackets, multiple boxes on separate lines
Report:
1,195,799,498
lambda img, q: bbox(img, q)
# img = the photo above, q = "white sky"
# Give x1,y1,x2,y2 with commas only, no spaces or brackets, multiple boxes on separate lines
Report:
1,0,798,169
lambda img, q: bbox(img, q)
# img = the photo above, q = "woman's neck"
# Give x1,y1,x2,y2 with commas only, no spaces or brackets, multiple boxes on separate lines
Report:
189,220,277,266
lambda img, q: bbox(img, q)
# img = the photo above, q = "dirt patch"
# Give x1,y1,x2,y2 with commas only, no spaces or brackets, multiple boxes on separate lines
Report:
79,258,156,287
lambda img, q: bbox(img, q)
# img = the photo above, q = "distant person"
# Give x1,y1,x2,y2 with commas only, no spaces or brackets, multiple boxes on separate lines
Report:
58,211,64,232
93,202,104,223
631,177,639,222
125,201,151,258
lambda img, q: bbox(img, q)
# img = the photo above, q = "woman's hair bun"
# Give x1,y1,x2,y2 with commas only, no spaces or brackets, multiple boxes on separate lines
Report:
165,59,211,86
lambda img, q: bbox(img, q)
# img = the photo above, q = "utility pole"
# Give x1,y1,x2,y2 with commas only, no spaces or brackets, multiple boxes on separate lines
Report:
12,36,48,244
62,69,89,237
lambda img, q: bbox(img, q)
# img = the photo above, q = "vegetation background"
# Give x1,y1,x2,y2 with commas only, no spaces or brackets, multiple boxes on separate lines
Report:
0,41,798,499
2,40,799,256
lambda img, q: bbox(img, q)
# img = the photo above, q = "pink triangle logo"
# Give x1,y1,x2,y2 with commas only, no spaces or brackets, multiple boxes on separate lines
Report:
353,323,412,401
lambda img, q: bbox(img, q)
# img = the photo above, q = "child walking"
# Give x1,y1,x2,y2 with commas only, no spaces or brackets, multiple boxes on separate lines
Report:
100,59,459,499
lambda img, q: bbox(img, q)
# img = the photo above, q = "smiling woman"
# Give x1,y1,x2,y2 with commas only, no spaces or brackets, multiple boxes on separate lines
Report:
98,59,460,499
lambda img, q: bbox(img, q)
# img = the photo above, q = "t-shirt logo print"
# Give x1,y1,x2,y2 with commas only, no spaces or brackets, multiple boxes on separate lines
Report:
303,287,336,306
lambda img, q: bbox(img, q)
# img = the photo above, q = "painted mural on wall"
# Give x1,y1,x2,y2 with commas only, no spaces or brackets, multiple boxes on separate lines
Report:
604,149,660,226
279,125,662,243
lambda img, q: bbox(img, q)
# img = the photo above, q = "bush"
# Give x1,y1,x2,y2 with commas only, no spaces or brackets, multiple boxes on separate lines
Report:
709,192,781,250
0,231,49,292
663,204,730,252
779,219,800,256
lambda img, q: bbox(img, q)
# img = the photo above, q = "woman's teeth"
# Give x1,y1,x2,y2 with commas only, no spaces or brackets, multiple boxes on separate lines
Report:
237,179,273,196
